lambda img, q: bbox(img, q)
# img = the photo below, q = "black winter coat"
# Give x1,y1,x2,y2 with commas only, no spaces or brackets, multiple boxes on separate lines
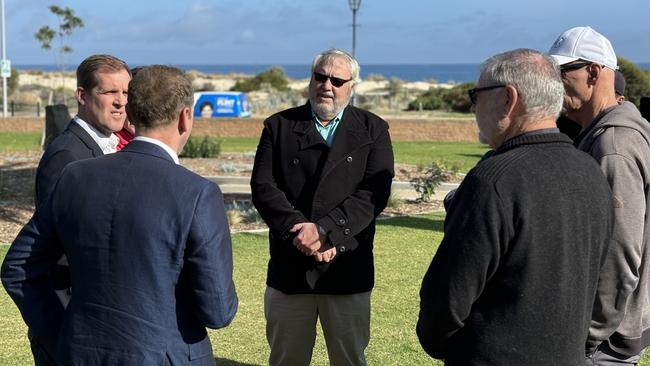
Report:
251,103,394,294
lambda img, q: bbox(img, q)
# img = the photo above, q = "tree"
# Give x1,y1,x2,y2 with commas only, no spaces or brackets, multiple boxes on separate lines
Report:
34,5,84,104
617,57,650,107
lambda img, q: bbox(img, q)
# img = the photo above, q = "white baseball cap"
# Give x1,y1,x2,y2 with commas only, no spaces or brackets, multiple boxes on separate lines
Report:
548,26,618,70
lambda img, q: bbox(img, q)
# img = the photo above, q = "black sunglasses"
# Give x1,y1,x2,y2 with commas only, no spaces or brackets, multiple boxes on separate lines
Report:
468,85,506,105
313,72,352,87
560,61,592,74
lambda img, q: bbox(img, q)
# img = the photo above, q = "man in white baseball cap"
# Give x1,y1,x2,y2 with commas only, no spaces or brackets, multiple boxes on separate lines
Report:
550,26,650,365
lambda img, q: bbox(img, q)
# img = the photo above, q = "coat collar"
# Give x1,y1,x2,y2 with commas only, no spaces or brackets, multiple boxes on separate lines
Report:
119,139,176,164
67,120,104,156
292,102,373,178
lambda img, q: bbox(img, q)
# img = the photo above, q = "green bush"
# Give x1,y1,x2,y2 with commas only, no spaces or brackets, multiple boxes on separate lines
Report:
407,88,446,111
442,82,474,113
386,193,402,209
407,82,476,113
618,57,650,107
180,136,221,158
231,66,290,92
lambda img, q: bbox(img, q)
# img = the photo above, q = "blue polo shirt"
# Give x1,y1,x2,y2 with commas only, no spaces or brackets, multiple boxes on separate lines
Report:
313,109,344,146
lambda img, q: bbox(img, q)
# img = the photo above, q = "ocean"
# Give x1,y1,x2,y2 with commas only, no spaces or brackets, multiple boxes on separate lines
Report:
14,63,650,83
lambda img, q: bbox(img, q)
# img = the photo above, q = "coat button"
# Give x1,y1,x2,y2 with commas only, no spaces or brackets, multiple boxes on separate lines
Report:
291,158,299,165
346,156,353,163
338,218,346,226
339,246,347,253
343,228,351,235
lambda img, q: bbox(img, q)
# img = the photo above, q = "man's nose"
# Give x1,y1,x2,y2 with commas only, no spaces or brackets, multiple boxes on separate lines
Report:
115,93,127,106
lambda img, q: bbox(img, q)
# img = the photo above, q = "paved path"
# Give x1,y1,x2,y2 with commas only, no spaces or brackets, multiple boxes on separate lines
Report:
206,176,459,201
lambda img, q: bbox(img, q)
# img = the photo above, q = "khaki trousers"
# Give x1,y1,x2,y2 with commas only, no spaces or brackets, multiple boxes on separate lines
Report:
264,286,371,366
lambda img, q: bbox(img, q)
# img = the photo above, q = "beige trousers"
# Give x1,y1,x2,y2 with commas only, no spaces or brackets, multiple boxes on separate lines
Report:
264,286,371,366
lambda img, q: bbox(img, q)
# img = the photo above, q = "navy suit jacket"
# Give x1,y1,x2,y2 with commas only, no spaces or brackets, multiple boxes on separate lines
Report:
36,120,104,207
2,140,238,365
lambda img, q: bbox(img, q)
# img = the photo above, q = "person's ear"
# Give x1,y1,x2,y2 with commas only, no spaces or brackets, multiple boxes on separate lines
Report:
76,87,85,105
587,64,602,85
503,85,518,118
178,107,193,136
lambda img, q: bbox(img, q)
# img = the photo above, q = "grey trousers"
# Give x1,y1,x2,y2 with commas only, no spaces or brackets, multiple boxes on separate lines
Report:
586,343,646,366
264,286,371,366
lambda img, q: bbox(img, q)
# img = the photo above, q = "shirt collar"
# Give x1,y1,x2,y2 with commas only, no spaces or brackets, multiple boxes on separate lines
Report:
132,136,180,164
312,108,345,127
73,115,119,154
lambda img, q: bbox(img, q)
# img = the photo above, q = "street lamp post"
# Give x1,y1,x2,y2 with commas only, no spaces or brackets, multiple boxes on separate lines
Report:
1,0,7,117
348,0,361,106
348,0,361,58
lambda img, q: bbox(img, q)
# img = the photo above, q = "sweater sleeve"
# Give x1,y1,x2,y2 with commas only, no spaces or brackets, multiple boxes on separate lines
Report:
417,172,510,359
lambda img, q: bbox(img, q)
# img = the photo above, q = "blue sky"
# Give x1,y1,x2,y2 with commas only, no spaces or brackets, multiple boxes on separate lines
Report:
5,0,650,66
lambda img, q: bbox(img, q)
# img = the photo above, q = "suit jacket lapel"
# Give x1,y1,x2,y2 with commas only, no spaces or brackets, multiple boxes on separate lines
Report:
68,120,104,157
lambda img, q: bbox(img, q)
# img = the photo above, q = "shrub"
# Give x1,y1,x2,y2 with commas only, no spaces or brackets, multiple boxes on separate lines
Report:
231,66,290,92
386,193,402,209
407,82,476,112
180,136,221,158
410,160,461,202
196,82,216,91
407,88,446,111
618,57,650,107
442,82,475,113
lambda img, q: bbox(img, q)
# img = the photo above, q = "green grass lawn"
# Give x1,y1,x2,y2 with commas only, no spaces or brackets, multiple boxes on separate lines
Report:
392,141,488,172
0,212,446,365
0,132,489,173
0,132,41,152
2,213,648,365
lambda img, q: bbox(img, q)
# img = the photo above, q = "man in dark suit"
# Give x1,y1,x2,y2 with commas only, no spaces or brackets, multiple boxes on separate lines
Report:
2,65,238,365
251,48,394,365
27,54,131,365
36,54,131,207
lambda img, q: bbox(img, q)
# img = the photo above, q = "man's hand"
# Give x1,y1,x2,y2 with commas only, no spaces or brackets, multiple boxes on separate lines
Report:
313,244,337,263
290,222,327,255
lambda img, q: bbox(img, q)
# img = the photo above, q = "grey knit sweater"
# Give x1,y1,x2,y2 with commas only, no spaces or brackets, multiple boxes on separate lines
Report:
418,132,613,365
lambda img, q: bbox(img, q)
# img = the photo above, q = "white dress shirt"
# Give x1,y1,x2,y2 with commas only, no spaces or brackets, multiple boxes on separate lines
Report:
73,115,119,154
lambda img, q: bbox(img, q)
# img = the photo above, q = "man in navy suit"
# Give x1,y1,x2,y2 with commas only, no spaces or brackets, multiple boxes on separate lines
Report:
2,65,238,365
28,54,131,365
36,54,131,207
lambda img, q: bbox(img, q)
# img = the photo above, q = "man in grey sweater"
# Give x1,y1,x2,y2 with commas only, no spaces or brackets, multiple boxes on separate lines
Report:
417,48,613,365
550,26,650,365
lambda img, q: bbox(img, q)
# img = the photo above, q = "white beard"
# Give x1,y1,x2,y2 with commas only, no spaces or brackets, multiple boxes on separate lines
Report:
310,94,351,121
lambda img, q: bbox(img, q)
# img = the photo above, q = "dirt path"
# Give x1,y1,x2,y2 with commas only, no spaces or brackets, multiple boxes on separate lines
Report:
0,116,479,142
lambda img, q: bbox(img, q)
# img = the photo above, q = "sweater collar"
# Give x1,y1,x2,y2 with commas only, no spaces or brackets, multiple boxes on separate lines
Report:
495,131,573,155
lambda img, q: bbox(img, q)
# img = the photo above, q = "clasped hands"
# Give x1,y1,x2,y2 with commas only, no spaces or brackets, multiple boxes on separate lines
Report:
290,222,337,263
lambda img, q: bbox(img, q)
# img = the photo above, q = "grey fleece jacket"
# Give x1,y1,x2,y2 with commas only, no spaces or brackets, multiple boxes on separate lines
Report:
577,101,650,357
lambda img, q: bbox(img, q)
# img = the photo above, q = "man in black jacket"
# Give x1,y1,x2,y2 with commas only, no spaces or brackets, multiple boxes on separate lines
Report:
417,48,614,365
251,48,394,366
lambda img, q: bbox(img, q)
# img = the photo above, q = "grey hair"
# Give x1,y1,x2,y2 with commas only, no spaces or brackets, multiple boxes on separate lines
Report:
311,48,361,85
480,48,564,120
